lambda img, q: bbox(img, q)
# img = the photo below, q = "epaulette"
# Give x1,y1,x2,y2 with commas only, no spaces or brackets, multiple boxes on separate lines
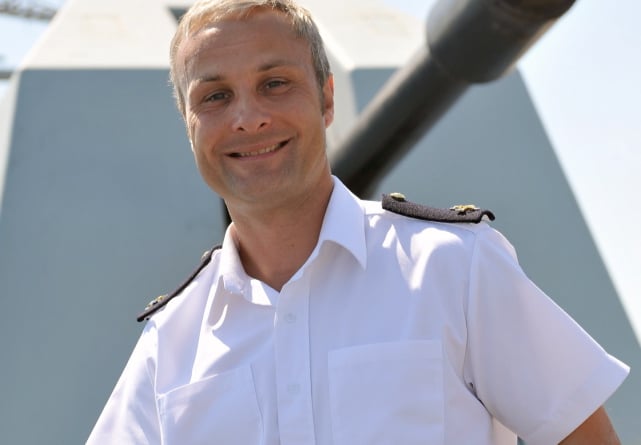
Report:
382,192,495,224
136,245,221,322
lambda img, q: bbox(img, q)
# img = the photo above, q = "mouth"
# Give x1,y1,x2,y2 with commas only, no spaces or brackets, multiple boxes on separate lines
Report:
230,140,289,158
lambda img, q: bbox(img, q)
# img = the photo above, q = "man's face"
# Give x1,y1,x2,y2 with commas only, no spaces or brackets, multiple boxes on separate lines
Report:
177,9,334,211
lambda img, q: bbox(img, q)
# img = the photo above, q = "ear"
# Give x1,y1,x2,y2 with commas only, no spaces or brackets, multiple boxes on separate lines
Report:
322,74,335,128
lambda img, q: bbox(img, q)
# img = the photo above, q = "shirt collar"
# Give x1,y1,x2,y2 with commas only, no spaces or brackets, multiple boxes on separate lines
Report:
217,226,250,296
316,176,367,270
216,175,368,298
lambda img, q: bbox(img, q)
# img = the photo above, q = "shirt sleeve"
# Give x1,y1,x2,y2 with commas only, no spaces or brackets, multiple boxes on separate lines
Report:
463,226,629,445
87,323,161,445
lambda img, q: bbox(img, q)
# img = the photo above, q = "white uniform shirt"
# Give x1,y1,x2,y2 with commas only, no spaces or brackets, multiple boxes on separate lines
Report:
88,177,629,445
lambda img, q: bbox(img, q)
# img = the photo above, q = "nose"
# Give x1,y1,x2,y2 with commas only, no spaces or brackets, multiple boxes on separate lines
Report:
230,93,271,133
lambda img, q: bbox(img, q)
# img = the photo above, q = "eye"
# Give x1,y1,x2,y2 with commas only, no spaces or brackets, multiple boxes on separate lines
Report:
264,79,287,90
204,91,230,102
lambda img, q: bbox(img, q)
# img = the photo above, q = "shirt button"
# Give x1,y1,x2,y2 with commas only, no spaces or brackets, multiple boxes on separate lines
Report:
284,312,297,323
287,383,300,395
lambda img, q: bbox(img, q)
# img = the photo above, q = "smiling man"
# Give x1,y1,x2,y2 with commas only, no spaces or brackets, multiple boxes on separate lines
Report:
87,1,629,444
180,8,335,290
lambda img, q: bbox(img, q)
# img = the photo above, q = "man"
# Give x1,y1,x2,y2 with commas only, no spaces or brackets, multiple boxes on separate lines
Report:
88,0,629,443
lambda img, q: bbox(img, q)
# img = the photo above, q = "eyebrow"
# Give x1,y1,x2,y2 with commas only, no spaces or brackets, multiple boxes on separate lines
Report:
193,74,222,85
257,59,297,72
192,59,299,85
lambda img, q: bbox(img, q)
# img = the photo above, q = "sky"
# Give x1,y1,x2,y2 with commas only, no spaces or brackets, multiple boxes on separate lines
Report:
0,0,64,97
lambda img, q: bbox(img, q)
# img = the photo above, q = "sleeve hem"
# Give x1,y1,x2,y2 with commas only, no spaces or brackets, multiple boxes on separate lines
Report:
524,354,630,445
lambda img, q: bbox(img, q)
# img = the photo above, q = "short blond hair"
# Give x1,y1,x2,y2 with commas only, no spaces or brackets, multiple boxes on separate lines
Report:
169,0,331,117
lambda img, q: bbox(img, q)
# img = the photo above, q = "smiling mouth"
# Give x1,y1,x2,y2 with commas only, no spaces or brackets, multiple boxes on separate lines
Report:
230,140,288,158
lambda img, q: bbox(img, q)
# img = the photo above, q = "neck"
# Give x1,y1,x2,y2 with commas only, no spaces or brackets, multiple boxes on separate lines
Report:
227,175,334,291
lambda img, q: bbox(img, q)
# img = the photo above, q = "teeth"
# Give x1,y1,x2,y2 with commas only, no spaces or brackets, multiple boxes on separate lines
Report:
237,143,280,157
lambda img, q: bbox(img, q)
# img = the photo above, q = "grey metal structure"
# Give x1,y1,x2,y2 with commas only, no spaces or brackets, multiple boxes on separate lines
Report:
333,0,576,196
0,0,638,444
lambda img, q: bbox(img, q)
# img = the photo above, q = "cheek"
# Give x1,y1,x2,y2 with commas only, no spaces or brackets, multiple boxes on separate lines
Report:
190,111,225,145
192,148,218,186
189,119,214,157
190,124,221,176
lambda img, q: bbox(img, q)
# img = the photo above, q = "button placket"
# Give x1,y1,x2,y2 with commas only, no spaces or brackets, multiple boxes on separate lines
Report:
274,273,315,444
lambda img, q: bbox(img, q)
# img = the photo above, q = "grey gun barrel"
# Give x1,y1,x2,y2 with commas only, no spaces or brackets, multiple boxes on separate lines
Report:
330,0,575,197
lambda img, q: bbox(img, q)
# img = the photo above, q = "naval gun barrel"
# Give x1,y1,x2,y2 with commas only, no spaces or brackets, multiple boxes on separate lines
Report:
330,0,575,197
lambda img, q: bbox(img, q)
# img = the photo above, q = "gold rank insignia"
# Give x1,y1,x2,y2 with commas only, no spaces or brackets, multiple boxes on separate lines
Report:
136,244,222,322
145,294,167,311
389,192,407,202
449,204,480,215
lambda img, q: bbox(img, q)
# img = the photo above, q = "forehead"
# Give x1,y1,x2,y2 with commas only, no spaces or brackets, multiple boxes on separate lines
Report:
179,10,310,77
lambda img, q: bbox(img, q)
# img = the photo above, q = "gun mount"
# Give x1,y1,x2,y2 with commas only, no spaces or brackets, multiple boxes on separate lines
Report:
330,0,575,197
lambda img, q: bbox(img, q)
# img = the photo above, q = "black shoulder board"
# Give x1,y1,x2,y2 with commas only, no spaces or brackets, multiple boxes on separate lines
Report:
136,245,222,322
382,192,495,224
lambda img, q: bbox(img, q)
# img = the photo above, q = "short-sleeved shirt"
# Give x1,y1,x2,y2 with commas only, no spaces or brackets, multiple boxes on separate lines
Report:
88,177,629,445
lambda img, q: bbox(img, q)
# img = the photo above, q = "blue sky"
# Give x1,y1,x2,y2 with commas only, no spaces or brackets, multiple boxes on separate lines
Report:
0,0,63,97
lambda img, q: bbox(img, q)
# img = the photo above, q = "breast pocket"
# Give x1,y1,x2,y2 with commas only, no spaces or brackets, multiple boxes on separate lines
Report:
328,340,444,445
157,366,263,445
